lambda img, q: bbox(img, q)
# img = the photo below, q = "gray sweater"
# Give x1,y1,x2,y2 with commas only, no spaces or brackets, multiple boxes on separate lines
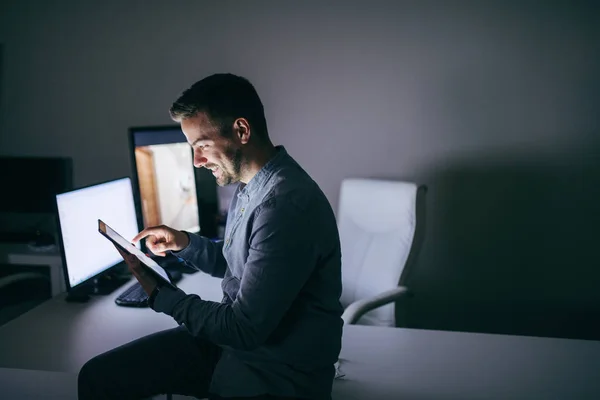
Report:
151,146,343,399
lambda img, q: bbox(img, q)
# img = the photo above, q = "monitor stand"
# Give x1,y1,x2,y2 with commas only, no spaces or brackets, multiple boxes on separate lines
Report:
65,271,131,303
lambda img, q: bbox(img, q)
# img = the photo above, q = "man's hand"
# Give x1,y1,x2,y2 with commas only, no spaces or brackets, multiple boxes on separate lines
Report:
132,225,190,257
113,245,157,296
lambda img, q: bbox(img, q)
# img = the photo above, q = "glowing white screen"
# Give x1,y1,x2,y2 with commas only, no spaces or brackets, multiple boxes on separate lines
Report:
56,177,140,288
99,221,172,285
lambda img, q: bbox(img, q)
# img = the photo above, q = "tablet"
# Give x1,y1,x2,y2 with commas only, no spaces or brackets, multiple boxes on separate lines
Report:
98,219,176,289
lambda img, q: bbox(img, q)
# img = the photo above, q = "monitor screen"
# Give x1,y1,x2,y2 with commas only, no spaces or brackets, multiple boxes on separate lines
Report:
0,156,73,214
56,177,140,289
129,127,200,234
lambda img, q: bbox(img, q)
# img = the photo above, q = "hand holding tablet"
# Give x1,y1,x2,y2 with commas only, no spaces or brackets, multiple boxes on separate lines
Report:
98,219,176,290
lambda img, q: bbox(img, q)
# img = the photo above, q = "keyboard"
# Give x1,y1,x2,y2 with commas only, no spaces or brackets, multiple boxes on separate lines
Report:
115,268,183,307
115,282,149,307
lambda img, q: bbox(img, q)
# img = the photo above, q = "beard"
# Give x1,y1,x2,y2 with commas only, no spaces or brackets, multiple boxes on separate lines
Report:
213,147,243,186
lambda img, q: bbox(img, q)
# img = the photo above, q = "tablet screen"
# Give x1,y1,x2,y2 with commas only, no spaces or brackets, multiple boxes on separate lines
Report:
98,219,174,287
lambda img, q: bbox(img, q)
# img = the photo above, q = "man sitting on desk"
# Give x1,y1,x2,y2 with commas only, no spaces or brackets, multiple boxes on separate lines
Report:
78,73,344,400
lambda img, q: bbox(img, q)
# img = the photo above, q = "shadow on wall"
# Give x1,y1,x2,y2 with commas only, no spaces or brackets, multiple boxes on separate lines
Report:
408,140,600,340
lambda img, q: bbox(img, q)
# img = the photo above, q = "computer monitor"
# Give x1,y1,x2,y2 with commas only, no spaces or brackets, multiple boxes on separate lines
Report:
56,177,139,297
0,156,73,244
128,126,203,235
0,156,73,214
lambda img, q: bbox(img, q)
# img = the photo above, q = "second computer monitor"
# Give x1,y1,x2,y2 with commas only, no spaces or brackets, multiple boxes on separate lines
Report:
129,126,200,234
56,177,140,291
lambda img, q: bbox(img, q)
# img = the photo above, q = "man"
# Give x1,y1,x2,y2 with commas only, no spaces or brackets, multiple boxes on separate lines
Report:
78,73,344,400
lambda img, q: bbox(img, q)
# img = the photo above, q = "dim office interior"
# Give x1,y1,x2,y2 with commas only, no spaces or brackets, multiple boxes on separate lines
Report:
1,1,600,399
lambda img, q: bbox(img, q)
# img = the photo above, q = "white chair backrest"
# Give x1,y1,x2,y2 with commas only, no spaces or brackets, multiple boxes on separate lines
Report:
338,178,418,326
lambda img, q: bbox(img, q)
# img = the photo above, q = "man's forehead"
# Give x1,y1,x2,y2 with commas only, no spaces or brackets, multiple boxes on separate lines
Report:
181,112,212,129
181,114,220,141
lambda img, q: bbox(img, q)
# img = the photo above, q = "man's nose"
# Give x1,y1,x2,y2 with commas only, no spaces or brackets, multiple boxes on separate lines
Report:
193,149,207,168
193,156,207,168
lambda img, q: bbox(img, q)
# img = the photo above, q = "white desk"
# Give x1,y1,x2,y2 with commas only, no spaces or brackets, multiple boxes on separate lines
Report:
335,326,600,399
0,367,77,400
0,271,224,372
1,272,599,399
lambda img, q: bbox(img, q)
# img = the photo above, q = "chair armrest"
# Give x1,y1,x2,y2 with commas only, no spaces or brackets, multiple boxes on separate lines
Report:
341,285,410,325
0,272,49,290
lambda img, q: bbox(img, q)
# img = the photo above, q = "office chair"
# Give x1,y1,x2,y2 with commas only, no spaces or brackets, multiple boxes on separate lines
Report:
0,271,50,290
337,178,426,327
0,270,51,326
334,178,426,380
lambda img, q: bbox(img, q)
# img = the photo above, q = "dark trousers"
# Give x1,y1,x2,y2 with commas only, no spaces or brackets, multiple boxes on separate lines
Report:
78,325,301,400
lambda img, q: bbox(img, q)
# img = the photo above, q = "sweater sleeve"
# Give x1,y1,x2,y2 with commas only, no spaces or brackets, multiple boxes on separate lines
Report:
172,232,227,278
151,196,317,350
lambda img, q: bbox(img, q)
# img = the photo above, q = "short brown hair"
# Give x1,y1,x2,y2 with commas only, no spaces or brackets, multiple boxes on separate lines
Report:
170,73,268,139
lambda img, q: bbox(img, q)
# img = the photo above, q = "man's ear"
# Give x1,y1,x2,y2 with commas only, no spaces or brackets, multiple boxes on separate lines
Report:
233,118,251,144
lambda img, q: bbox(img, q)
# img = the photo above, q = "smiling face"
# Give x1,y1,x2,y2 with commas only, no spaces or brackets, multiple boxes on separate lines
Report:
181,112,243,186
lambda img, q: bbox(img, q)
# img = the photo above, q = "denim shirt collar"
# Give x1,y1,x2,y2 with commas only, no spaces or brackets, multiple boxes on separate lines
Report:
237,146,288,201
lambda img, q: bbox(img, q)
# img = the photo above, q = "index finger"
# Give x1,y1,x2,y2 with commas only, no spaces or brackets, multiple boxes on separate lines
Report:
131,227,161,244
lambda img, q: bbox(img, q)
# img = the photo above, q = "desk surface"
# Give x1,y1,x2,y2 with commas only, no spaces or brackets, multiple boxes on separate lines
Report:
0,271,224,372
336,326,600,399
0,367,77,400
1,272,600,399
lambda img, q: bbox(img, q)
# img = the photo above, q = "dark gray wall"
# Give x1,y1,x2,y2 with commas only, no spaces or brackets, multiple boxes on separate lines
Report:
1,0,598,339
